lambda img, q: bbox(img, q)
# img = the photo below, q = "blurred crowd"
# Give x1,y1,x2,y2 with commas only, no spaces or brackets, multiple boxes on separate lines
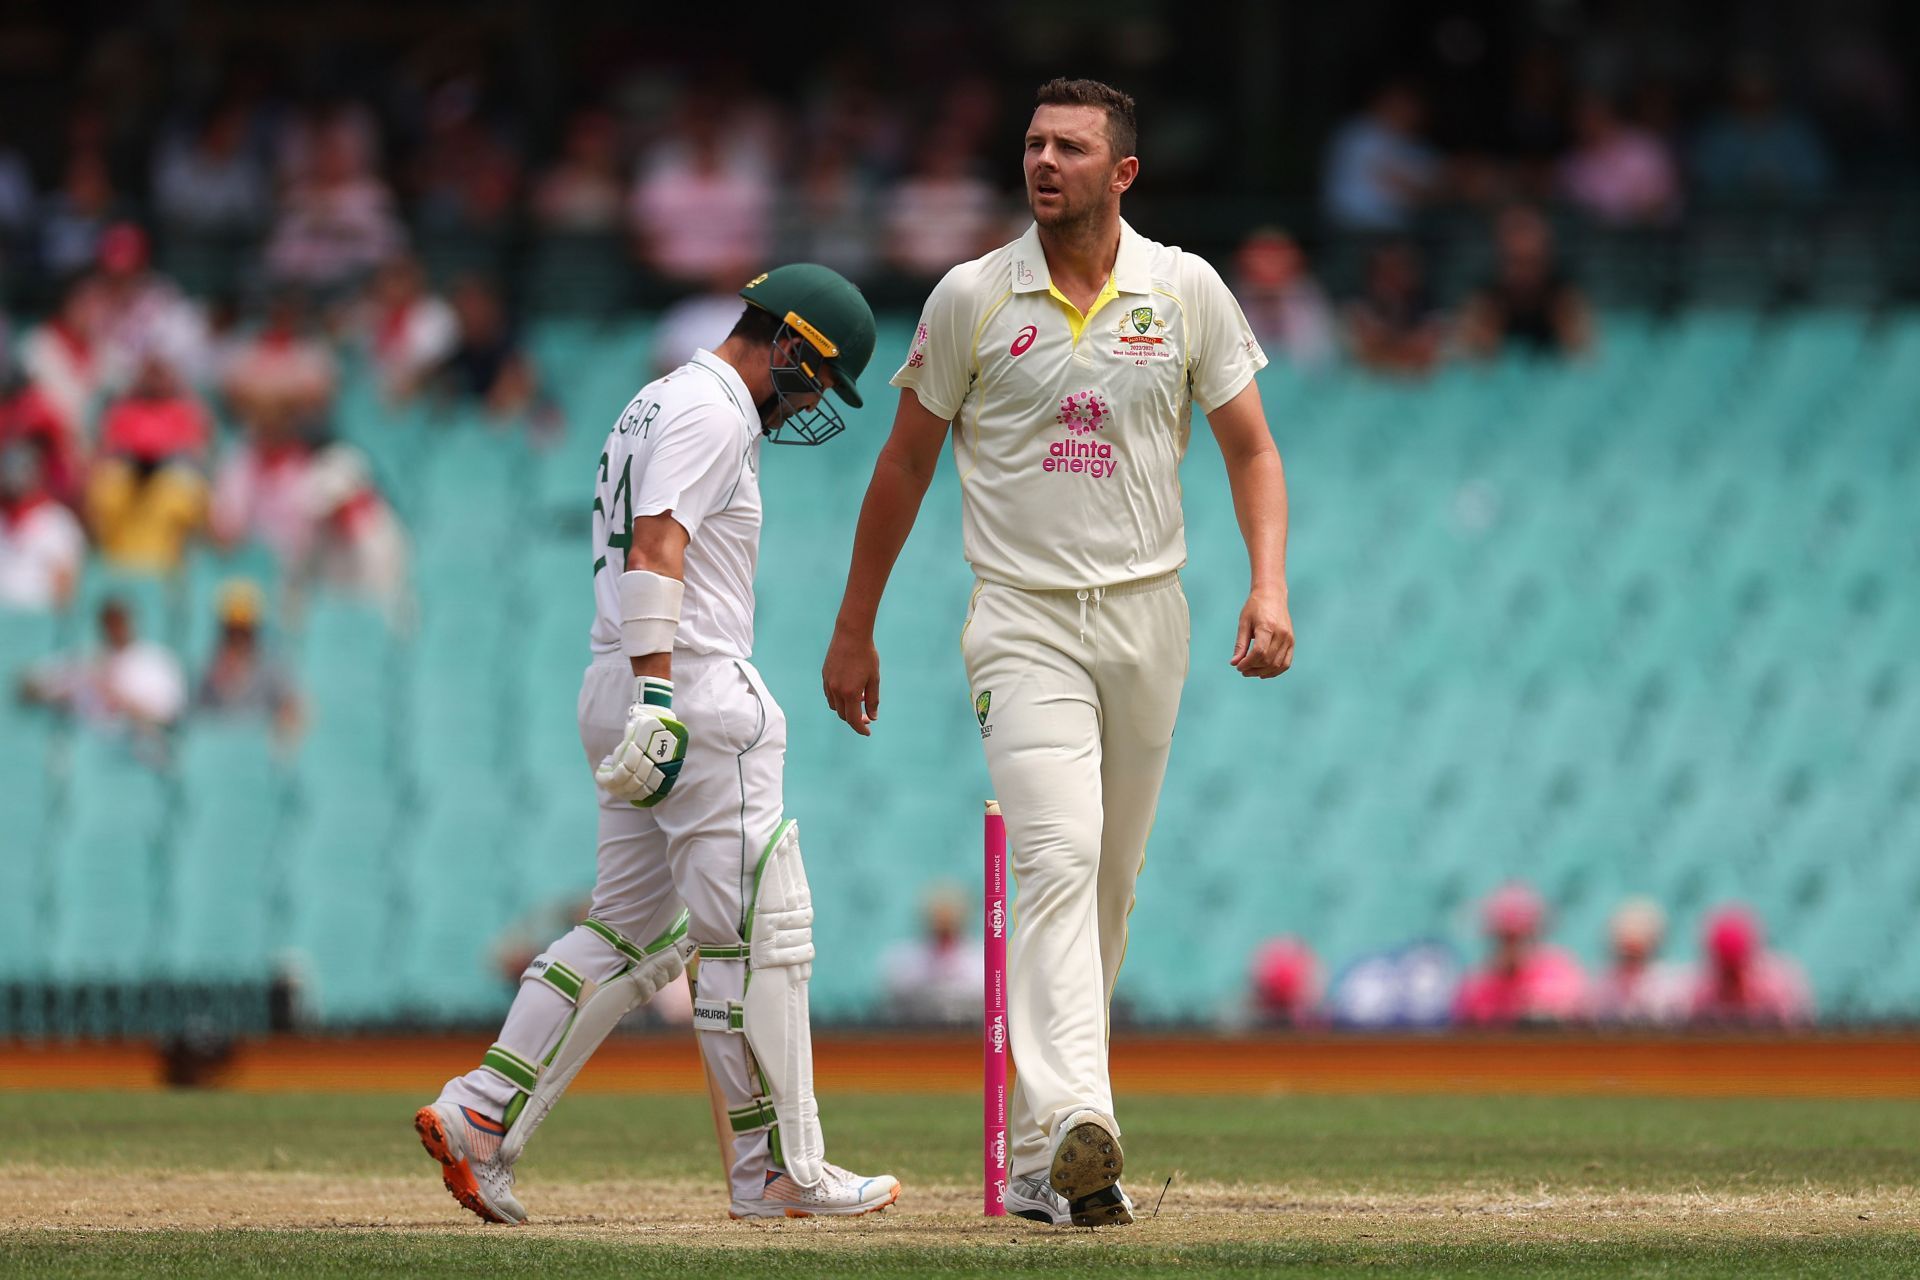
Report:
0,17,1907,311
1245,885,1814,1032
1,213,567,749
1232,202,1594,376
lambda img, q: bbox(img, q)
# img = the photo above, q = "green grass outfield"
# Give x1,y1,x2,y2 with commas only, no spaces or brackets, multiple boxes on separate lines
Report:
2,1091,1916,1277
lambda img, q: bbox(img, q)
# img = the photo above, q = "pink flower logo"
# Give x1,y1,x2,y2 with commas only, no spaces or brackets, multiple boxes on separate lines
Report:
1056,390,1109,436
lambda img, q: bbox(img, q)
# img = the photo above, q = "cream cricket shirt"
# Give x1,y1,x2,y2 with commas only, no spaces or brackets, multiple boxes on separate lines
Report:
589,349,763,660
892,220,1267,590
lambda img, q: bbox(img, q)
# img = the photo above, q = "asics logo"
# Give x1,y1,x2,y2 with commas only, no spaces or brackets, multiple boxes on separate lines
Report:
1010,325,1038,357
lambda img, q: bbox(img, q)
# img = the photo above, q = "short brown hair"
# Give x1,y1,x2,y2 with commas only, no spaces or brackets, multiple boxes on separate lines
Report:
1035,77,1137,160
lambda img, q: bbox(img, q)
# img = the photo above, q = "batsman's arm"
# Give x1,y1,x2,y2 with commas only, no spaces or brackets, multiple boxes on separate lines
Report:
1206,380,1294,679
592,512,692,808
823,388,951,736
625,513,689,681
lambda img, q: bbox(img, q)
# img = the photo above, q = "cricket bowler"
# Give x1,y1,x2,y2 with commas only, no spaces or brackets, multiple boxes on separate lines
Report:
822,78,1293,1227
416,264,900,1224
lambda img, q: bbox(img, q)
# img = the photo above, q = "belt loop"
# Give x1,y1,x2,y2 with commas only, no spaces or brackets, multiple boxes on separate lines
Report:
1075,588,1090,644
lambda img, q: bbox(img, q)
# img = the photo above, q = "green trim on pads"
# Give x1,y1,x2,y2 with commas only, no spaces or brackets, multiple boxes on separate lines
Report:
582,910,690,965
739,819,796,986
502,1091,527,1130
697,944,750,960
534,960,585,1003
728,1097,778,1133
483,1045,539,1094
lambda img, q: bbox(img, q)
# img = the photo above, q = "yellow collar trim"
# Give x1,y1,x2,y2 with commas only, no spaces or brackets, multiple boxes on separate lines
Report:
1046,274,1121,344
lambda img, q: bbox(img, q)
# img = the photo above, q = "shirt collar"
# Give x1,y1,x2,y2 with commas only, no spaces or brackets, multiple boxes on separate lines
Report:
1008,218,1152,295
688,348,757,424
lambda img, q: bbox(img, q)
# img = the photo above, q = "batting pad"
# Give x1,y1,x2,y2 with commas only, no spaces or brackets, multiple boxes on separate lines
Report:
498,911,692,1165
741,819,825,1187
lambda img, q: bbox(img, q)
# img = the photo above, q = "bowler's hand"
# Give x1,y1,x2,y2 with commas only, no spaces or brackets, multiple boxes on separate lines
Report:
822,626,881,736
1230,591,1294,679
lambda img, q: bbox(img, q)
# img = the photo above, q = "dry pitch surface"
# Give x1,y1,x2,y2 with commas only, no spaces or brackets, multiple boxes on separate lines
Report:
2,1092,1916,1277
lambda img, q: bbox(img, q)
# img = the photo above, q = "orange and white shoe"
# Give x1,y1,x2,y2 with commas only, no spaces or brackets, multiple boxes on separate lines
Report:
729,1162,900,1219
414,1100,528,1224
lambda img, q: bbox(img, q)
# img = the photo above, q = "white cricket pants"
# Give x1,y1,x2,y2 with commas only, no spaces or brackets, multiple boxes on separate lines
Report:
441,651,793,1200
961,571,1189,1178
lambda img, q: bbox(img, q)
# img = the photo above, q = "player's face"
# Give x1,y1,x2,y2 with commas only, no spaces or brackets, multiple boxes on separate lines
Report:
1024,105,1127,227
764,336,833,423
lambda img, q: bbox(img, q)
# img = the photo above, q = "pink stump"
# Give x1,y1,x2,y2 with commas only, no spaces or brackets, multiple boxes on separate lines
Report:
983,800,1009,1217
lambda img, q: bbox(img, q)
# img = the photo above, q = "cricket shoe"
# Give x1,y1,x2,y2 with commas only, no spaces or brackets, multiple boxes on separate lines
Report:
414,1101,527,1225
1007,1171,1136,1226
729,1161,901,1219
1050,1108,1130,1226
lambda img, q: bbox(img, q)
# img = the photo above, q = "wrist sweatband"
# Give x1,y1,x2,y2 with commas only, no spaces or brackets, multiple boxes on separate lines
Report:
618,570,684,659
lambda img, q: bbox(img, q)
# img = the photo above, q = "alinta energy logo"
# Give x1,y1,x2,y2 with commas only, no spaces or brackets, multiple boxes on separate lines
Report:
1044,390,1119,479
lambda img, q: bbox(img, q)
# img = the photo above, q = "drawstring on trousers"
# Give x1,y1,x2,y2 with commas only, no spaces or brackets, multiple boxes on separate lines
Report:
1075,587,1104,644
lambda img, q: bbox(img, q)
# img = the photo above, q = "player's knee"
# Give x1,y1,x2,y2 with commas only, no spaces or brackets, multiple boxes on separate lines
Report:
748,819,813,971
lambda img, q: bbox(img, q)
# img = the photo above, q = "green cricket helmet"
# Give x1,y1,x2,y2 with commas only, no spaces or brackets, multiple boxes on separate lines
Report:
739,263,876,445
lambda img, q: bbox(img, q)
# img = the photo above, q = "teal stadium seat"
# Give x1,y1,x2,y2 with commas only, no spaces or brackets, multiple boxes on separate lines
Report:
63,306,1913,1024
164,723,289,976
46,733,174,982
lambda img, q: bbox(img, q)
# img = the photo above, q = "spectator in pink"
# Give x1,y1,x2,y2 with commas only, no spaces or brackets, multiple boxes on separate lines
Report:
629,115,772,286
355,256,459,404
1248,936,1324,1028
0,371,85,509
302,443,410,617
0,440,85,613
222,291,337,427
883,128,1002,279
1588,898,1690,1026
1452,883,1588,1027
92,223,211,394
1560,93,1680,227
532,109,627,233
266,120,406,295
211,294,335,572
1688,905,1814,1027
1234,228,1335,372
22,276,108,443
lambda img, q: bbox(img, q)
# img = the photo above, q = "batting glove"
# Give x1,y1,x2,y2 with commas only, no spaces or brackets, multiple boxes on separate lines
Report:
595,677,689,808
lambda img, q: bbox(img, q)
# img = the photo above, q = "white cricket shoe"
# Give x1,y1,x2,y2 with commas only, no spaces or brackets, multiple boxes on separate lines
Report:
729,1161,901,1219
1007,1172,1071,1224
414,1100,527,1225
1050,1107,1131,1226
1008,1171,1134,1226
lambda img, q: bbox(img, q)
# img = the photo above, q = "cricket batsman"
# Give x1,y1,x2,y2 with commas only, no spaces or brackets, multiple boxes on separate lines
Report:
822,78,1293,1227
416,264,900,1224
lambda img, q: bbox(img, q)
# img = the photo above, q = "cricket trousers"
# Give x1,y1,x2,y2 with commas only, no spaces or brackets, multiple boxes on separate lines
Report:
441,651,797,1201
961,570,1189,1178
